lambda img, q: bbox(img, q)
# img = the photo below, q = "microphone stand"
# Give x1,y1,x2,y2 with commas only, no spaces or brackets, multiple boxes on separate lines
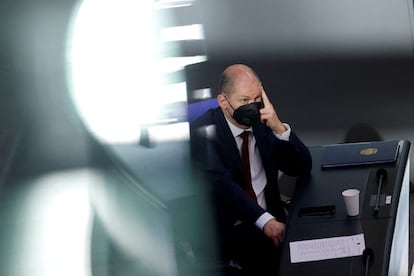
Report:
363,248,374,276
373,169,386,217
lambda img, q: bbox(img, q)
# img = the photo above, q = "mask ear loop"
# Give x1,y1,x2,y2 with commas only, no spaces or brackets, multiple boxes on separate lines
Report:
224,96,236,111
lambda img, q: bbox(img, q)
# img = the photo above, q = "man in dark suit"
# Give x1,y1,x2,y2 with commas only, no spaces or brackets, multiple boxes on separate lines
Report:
190,64,312,275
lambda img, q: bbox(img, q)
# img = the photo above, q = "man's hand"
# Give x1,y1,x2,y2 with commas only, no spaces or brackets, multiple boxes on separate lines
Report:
259,89,287,135
263,218,285,248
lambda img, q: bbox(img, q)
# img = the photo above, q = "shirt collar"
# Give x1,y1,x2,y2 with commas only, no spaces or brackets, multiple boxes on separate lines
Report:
224,117,253,138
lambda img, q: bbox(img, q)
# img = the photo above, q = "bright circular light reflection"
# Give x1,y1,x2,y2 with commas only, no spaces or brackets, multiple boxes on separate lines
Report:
67,0,177,143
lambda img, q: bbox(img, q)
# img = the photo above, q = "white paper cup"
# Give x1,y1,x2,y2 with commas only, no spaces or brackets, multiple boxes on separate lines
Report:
342,189,360,216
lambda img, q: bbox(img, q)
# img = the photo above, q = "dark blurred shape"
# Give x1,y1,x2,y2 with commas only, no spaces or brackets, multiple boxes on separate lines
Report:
0,129,21,188
344,122,383,143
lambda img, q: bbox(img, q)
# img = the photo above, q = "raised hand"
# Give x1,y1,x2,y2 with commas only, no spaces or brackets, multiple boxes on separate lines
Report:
259,89,287,134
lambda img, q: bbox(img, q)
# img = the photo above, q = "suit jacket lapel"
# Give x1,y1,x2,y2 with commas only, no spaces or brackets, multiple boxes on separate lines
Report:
213,109,244,174
253,125,267,161
253,124,273,178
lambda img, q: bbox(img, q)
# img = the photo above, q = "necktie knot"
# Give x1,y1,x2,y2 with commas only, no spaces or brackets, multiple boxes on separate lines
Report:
239,131,250,141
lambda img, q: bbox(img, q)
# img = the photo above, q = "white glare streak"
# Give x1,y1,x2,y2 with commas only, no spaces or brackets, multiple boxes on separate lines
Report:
14,169,94,276
160,55,207,73
160,24,204,41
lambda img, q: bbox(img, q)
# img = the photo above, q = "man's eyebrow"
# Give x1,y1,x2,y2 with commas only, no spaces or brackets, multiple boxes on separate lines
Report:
254,91,263,98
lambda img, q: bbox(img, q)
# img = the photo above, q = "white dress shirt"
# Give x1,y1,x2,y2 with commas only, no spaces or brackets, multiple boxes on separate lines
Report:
225,118,291,230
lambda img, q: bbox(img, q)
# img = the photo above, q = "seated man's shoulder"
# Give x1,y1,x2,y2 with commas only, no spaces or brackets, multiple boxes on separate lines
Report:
190,108,221,143
191,107,219,127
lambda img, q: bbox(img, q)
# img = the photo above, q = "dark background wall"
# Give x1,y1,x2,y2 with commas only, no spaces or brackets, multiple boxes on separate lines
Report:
198,0,414,59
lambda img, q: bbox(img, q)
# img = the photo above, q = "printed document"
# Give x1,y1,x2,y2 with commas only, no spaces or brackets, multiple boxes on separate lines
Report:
289,233,365,263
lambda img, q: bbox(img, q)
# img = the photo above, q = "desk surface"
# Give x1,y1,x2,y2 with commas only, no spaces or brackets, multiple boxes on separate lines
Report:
278,140,411,276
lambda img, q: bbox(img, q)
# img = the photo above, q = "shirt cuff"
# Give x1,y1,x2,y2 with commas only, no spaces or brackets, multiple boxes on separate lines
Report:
274,123,291,141
255,212,275,230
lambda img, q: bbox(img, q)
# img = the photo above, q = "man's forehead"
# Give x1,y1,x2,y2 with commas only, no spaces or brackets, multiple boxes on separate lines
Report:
233,83,262,98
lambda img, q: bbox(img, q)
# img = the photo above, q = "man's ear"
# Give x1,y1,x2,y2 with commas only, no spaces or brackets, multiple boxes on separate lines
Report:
217,94,227,109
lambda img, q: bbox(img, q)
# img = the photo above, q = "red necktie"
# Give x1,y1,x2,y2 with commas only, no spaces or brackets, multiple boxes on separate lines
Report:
240,131,257,201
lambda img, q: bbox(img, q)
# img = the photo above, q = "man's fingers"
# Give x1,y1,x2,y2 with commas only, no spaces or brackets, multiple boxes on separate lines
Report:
273,236,282,248
261,88,271,106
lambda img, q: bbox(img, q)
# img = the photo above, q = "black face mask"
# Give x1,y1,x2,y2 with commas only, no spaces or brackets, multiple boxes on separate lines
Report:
230,101,264,126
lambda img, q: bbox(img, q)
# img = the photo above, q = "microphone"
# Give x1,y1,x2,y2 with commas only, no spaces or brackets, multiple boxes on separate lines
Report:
376,168,387,182
363,248,374,276
373,169,387,216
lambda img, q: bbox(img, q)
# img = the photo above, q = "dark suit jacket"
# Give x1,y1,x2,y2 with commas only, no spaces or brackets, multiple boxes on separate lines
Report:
190,107,312,228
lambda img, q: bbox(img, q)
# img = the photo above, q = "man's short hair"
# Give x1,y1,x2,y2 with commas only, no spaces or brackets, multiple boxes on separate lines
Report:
217,64,261,96
218,70,233,96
